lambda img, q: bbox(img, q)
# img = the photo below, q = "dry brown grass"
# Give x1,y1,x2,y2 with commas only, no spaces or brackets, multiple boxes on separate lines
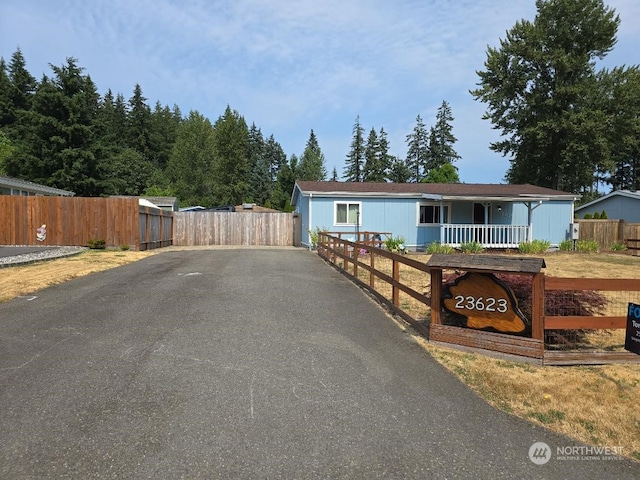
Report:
0,250,156,303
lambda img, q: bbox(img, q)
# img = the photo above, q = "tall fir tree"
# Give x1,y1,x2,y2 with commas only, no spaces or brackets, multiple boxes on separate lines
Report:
212,106,250,206
298,129,327,181
343,115,365,182
387,156,411,183
165,110,216,207
471,0,620,192
405,114,429,182
426,100,460,173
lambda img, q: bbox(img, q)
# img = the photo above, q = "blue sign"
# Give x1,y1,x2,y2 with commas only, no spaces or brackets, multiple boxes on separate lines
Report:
626,303,640,355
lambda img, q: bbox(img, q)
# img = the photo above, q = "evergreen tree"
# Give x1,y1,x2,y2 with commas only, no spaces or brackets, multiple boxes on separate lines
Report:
471,0,620,192
270,154,298,211
165,110,216,207
343,115,365,182
387,156,411,183
149,100,181,171
330,166,339,181
298,129,327,181
422,163,460,183
427,101,460,173
602,67,640,191
0,130,14,174
263,134,287,183
363,127,391,182
212,106,249,206
362,128,379,182
5,58,101,195
0,58,12,128
247,124,277,205
127,83,153,163
405,114,429,182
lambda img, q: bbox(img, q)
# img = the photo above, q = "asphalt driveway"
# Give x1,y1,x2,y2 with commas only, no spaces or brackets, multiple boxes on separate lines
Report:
0,248,637,479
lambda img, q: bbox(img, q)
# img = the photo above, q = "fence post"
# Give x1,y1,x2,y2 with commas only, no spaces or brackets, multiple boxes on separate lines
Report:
531,272,545,341
370,250,375,288
392,257,400,307
430,268,442,325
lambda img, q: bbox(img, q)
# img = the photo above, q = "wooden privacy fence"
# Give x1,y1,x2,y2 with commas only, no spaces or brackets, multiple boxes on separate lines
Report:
317,233,640,365
173,211,300,246
0,196,173,250
577,219,640,250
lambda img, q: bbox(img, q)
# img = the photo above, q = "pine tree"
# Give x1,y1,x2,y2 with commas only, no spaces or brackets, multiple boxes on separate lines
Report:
127,83,153,163
263,134,287,183
387,156,411,183
405,114,429,182
165,110,216,207
212,106,250,206
427,101,460,173
298,129,327,181
344,115,365,182
471,0,620,191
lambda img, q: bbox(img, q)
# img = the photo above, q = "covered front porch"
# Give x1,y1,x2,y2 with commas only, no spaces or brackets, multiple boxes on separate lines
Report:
440,223,530,249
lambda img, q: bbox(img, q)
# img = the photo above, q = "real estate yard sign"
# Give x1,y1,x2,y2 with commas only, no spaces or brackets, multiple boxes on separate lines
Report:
626,303,640,355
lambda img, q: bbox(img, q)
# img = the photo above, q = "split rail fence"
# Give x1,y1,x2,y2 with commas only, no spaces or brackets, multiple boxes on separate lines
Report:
317,232,640,365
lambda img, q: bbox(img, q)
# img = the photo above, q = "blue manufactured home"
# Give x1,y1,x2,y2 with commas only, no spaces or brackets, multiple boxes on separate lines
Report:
292,181,580,250
575,190,640,222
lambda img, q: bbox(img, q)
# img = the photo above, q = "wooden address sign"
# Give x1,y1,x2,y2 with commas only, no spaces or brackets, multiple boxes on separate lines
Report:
443,272,531,335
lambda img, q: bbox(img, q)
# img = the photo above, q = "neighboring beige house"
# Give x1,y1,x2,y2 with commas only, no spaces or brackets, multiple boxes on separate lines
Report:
0,175,74,196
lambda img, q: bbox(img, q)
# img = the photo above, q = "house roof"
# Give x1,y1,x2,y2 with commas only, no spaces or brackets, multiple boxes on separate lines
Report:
293,181,579,203
234,203,281,212
575,190,640,212
0,175,75,196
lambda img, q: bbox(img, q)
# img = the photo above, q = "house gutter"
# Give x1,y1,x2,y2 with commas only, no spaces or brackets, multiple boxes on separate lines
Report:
308,192,313,250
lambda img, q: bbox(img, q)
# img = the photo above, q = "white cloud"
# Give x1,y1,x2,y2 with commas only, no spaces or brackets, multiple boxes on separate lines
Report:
1,0,638,184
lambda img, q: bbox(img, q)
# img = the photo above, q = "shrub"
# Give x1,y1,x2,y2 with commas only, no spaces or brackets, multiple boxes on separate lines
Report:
600,210,608,219
87,238,106,250
120,244,131,251
459,241,484,254
384,235,407,253
610,242,627,252
583,213,593,219
426,241,454,254
592,211,601,219
518,240,551,254
308,226,327,248
576,240,599,253
559,240,574,251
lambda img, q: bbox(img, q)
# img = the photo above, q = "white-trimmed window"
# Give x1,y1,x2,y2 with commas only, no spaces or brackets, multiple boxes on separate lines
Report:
335,201,361,226
418,203,449,225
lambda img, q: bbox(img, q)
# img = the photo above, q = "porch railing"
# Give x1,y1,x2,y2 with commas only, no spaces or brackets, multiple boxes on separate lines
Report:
441,224,529,248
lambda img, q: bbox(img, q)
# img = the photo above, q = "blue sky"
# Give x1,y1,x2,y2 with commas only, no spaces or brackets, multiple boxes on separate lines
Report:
2,0,639,184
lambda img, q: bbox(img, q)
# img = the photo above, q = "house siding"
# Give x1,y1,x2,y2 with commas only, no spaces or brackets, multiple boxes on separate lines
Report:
293,182,577,249
577,196,640,223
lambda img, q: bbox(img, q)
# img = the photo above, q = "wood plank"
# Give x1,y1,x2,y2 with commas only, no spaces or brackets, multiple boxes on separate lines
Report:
544,351,640,365
426,253,546,273
544,316,627,329
430,324,544,358
545,277,640,291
